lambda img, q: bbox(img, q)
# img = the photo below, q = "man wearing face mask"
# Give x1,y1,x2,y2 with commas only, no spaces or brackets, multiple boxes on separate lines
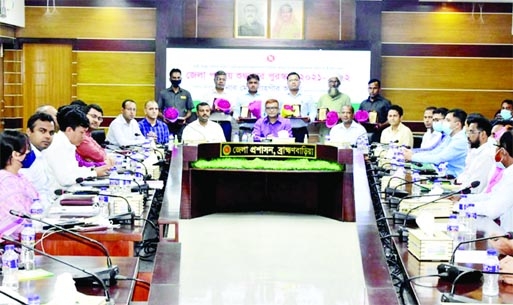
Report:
454,116,494,193
414,107,450,153
19,112,56,209
462,130,513,232
404,108,468,177
157,68,195,141
493,99,513,123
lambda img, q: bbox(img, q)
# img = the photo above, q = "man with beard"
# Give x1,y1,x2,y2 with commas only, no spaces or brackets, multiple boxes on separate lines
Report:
328,105,368,147
233,74,265,138
19,112,56,208
158,68,195,141
182,102,226,144
359,78,392,143
317,76,351,141
454,116,494,194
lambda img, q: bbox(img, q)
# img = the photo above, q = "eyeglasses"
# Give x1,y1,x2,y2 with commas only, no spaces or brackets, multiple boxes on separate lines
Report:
265,107,279,110
465,129,482,135
88,113,103,122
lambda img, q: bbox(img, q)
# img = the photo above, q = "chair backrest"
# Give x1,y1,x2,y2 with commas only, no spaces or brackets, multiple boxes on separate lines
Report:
91,129,106,146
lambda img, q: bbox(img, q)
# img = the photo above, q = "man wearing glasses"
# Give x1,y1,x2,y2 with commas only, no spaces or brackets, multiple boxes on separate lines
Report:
454,116,494,194
76,104,113,167
252,99,292,141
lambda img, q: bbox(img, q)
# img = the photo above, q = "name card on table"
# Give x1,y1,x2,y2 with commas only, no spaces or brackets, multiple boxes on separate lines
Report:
220,143,317,159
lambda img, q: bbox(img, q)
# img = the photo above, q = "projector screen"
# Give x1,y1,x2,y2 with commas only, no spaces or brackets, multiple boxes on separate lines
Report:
165,47,371,105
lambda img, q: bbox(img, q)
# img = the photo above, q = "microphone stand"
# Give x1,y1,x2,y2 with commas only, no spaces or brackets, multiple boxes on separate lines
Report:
9,209,119,286
2,235,114,305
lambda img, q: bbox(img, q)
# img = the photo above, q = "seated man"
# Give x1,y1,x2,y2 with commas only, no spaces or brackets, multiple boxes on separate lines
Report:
404,108,468,178
414,107,449,152
329,105,367,146
182,102,226,144
252,99,292,140
420,106,442,149
45,106,111,188
138,100,170,145
76,103,112,167
455,116,494,193
380,104,413,147
106,99,146,146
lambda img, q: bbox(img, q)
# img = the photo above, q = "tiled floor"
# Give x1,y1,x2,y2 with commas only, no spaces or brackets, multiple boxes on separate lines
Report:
173,212,368,305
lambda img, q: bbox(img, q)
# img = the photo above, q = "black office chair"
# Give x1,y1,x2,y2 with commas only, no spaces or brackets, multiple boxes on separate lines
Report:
91,129,106,147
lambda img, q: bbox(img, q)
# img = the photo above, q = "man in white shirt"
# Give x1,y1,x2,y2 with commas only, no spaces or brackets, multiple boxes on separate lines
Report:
182,102,226,144
19,112,56,208
106,99,146,146
455,116,494,193
329,105,368,147
203,70,238,141
380,105,413,147
45,106,111,188
420,106,442,149
233,74,265,136
280,72,315,143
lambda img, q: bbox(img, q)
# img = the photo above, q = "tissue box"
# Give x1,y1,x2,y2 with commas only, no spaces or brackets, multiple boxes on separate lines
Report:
408,228,453,261
398,197,453,218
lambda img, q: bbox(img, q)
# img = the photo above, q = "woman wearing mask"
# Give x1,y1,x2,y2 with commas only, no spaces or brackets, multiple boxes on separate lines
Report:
0,130,39,237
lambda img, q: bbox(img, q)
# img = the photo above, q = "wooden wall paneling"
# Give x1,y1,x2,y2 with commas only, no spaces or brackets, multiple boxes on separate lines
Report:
71,51,78,100
196,0,234,38
382,12,513,44
18,7,156,39
304,0,342,40
382,57,513,90
382,89,513,120
76,85,155,117
2,50,22,127
22,44,73,122
184,0,198,38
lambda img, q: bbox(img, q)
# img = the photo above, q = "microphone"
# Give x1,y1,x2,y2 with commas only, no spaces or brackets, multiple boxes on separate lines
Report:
76,177,99,183
52,190,135,225
8,210,119,286
394,181,480,226
112,151,150,181
385,176,437,199
1,235,114,305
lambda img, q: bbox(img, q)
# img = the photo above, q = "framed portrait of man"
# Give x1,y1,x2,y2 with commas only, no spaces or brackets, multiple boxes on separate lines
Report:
270,0,304,39
235,0,268,38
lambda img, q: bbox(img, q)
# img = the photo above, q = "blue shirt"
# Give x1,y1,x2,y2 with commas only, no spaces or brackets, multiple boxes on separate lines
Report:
252,116,292,140
138,118,170,144
412,129,468,177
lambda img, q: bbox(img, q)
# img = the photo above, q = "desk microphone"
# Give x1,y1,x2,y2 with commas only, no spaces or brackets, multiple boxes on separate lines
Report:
1,235,114,305
394,181,480,226
112,151,150,181
8,210,119,286
52,190,135,225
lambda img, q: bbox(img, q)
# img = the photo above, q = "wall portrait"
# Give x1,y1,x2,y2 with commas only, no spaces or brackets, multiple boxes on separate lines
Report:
235,0,268,38
270,0,304,39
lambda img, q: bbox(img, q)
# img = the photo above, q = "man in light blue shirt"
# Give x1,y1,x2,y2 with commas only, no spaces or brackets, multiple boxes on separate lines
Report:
280,72,315,142
404,108,468,177
233,74,266,136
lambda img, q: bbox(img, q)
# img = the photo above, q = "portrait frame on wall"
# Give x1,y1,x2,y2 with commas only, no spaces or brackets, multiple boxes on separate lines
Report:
270,0,304,39
234,0,268,38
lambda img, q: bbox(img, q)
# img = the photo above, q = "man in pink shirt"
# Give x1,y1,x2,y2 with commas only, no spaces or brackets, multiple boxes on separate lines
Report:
76,104,113,167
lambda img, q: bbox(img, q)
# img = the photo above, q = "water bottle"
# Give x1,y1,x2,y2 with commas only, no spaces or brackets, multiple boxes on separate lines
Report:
108,167,120,192
29,198,44,232
303,134,308,144
232,132,239,143
411,170,421,196
98,187,110,219
430,179,444,195
241,133,248,142
465,202,477,241
446,214,459,246
457,197,468,230
393,164,406,191
27,294,40,305
168,134,174,150
438,162,448,178
482,248,500,296
2,244,19,291
134,164,145,183
173,134,179,146
20,223,36,270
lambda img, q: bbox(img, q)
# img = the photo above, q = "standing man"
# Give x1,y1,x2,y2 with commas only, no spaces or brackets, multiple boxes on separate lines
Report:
76,104,112,167
233,74,265,137
281,72,315,142
139,100,170,145
157,68,195,141
182,102,226,144
204,70,238,141
329,105,368,147
106,99,146,147
253,99,292,140
359,78,392,143
380,105,413,147
317,76,351,141
45,106,111,188
19,112,56,208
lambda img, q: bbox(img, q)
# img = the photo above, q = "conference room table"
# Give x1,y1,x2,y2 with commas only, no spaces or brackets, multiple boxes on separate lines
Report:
369,158,513,304
0,256,138,305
